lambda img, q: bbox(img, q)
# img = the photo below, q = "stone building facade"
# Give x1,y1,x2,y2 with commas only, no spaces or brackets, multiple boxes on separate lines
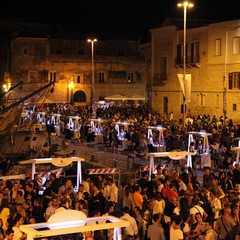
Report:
1,19,240,123
149,18,240,123
0,21,146,107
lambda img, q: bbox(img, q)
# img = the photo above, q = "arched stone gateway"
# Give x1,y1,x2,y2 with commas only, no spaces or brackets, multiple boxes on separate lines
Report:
73,90,86,103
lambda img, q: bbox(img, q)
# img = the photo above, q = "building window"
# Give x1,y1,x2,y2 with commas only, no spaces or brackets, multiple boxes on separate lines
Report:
163,96,168,115
216,94,220,108
197,93,205,106
159,56,167,81
215,39,221,56
229,72,240,89
176,43,188,65
127,73,134,83
49,72,56,82
29,71,38,83
23,48,28,54
118,50,124,56
233,37,240,55
56,49,62,54
98,72,105,83
191,42,200,63
233,104,237,111
74,74,83,84
78,49,84,55
177,44,183,64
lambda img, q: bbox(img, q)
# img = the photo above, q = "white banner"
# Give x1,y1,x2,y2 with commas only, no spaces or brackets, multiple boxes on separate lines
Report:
177,74,191,102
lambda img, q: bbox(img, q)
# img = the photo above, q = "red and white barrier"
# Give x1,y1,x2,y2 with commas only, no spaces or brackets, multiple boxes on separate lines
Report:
37,168,63,178
86,168,120,175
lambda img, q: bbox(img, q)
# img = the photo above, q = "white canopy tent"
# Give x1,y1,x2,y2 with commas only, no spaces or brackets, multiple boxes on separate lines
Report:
105,93,145,101
20,210,129,240
146,151,195,177
113,121,130,136
19,157,84,190
147,126,166,147
187,131,212,168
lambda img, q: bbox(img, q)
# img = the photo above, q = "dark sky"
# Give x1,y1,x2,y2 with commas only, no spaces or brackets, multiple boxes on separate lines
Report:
1,0,240,39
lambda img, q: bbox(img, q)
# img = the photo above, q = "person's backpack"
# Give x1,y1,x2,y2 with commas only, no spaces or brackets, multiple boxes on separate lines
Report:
225,222,240,240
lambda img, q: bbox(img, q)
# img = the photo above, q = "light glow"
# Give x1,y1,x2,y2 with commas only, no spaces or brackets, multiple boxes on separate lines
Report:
177,1,194,8
68,81,74,89
87,38,97,43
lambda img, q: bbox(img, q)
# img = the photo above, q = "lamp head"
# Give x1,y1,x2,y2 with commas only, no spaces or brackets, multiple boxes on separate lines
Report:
177,1,194,8
87,38,97,43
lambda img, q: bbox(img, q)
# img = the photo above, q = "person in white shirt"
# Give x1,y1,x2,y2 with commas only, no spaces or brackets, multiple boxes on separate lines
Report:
81,175,91,194
12,214,27,240
103,177,118,203
170,215,184,240
205,218,219,240
177,177,187,192
152,191,165,216
190,198,208,223
121,206,138,239
76,184,86,201
45,196,60,221
210,190,221,220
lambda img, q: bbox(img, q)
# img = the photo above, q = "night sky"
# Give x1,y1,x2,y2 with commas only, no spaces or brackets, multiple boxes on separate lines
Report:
1,0,240,40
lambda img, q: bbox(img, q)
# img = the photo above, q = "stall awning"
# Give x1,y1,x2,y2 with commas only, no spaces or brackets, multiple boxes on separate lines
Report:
105,94,145,101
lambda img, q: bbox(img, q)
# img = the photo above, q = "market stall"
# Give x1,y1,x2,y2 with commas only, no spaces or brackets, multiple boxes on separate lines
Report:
147,126,166,151
146,151,195,177
89,118,104,143
187,131,212,168
19,156,84,190
113,121,131,149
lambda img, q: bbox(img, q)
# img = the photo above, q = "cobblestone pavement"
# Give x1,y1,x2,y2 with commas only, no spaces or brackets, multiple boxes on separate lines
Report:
50,136,151,179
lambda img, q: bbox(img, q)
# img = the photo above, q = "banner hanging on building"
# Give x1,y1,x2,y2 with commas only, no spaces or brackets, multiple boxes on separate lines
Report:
177,74,192,102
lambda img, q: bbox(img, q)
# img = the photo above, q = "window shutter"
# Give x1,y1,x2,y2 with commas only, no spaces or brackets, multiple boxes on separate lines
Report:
229,73,233,89
191,43,194,63
238,73,240,89
177,44,182,64
186,43,188,64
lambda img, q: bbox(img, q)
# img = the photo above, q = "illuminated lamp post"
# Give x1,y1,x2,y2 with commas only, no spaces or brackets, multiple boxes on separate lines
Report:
177,1,193,125
87,38,97,115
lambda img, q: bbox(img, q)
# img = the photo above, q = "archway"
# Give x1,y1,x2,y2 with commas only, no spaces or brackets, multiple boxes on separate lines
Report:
73,90,86,104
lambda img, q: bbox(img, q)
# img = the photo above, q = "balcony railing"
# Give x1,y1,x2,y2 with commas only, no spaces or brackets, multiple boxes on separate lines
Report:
175,55,200,68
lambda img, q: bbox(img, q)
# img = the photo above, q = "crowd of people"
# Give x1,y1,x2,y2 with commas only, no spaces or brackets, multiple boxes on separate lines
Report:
0,162,240,239
30,103,240,162
4,103,240,239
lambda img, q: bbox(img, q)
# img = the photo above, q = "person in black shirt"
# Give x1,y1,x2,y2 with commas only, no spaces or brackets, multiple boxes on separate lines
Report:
32,198,45,223
180,167,189,186
203,167,214,186
138,171,149,195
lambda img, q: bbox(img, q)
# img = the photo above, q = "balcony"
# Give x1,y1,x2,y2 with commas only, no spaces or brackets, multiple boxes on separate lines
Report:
175,55,200,68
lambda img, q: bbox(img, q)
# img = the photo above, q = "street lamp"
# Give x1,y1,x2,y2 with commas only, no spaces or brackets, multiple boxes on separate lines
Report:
87,38,97,115
177,1,193,125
